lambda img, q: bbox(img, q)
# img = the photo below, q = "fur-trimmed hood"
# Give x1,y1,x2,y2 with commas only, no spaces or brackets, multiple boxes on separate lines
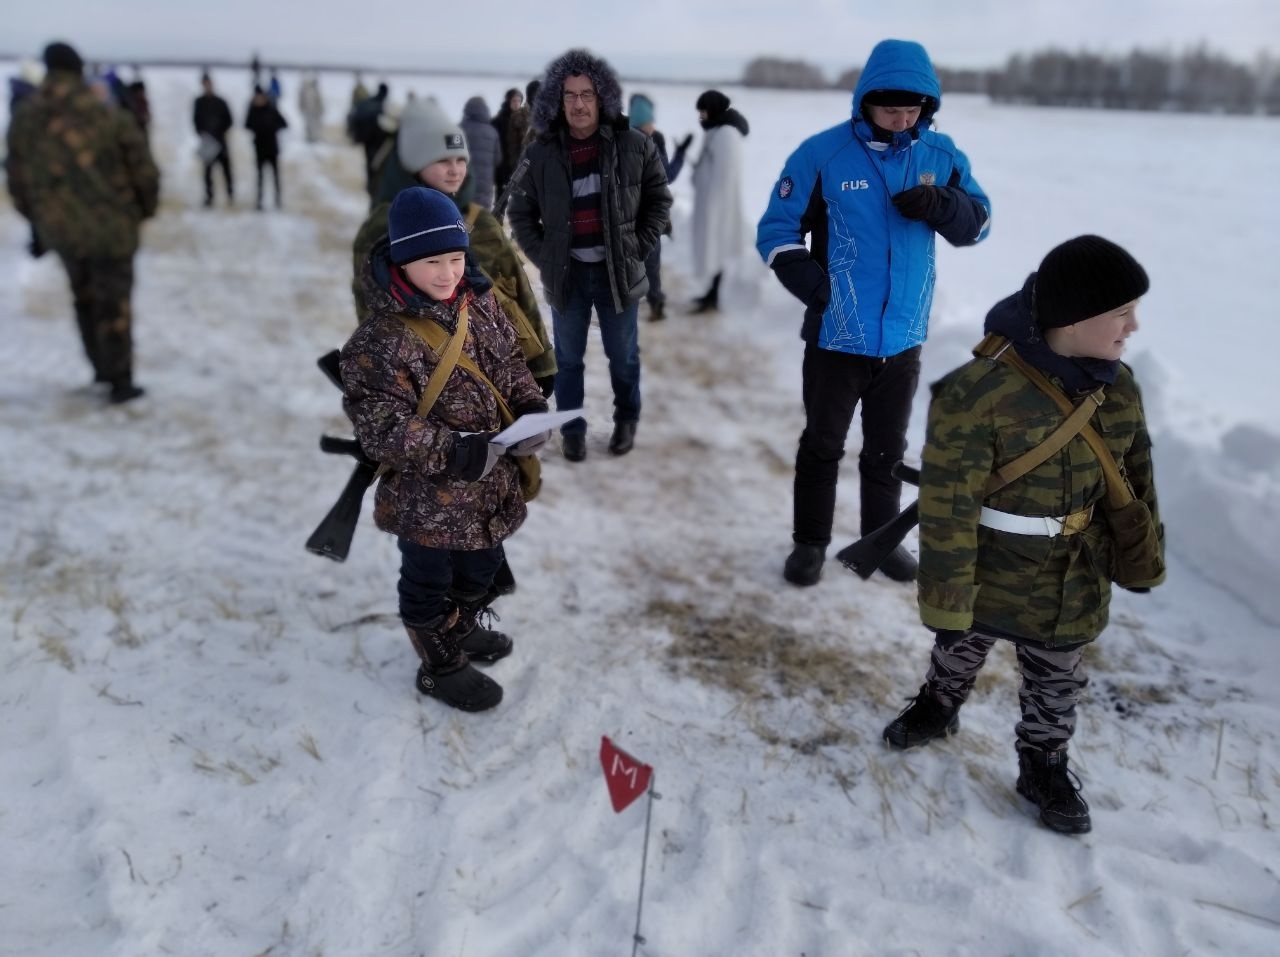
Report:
531,48,623,134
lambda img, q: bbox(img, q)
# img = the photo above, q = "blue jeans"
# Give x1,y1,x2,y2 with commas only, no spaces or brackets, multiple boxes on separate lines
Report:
397,539,504,624
552,260,641,436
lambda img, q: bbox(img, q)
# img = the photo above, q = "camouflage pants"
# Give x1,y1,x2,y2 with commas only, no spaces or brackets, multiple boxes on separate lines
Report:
58,254,135,384
925,631,1087,753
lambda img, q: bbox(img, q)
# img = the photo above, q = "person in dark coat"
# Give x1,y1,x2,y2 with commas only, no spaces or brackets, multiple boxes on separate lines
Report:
245,85,288,209
491,87,522,199
6,41,160,403
193,72,234,206
507,49,671,462
459,96,500,209
628,92,691,321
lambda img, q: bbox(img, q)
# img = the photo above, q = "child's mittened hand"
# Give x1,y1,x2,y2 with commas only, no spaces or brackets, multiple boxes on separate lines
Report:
447,432,502,481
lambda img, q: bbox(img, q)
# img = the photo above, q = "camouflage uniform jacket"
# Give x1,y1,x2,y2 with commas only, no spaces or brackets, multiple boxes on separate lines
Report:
340,239,546,551
352,193,555,380
918,351,1162,647
6,72,159,258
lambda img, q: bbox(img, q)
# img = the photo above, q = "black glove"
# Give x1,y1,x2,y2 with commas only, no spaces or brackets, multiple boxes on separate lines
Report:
535,374,555,399
675,133,693,154
929,628,969,648
446,432,501,481
1123,586,1152,594
891,185,942,222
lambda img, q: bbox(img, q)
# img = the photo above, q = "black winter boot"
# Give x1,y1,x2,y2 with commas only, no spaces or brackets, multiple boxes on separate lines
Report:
405,609,503,712
608,421,637,456
883,684,960,749
449,592,513,664
879,545,918,582
783,543,825,586
690,272,721,314
1016,749,1092,834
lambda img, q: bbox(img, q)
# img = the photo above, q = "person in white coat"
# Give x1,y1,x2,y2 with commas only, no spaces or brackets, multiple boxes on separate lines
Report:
690,89,748,313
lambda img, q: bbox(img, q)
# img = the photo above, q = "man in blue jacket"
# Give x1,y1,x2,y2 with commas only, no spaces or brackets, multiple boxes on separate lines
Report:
757,39,990,587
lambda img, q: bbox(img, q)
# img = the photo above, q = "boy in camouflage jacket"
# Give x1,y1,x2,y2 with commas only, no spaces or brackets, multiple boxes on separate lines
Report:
883,235,1165,835
340,187,548,712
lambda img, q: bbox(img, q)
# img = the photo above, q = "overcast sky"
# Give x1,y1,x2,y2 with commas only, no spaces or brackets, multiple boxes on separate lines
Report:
6,0,1277,79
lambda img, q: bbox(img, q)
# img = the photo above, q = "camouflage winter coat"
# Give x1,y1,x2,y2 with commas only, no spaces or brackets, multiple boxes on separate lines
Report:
918,334,1163,648
351,180,555,381
340,239,546,551
6,72,159,258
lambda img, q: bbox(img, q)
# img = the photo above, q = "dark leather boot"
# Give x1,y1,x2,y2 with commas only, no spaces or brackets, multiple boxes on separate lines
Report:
883,684,960,749
783,543,825,586
608,421,637,455
1016,749,1092,834
449,592,513,664
563,433,587,462
405,608,503,712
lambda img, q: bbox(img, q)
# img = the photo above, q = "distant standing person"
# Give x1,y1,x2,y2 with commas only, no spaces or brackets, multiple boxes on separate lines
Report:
245,85,288,209
349,82,392,202
507,49,672,462
628,92,692,321
299,73,324,142
267,69,281,104
193,72,234,207
490,87,523,198
459,96,499,209
757,38,991,587
6,41,160,403
689,90,748,315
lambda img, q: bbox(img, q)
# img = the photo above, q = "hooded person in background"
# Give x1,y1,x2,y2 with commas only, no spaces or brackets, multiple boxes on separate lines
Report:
6,41,159,404
882,235,1163,836
506,49,671,462
628,92,692,322
689,89,748,314
491,87,523,199
491,79,540,222
757,38,991,588
459,96,500,209
349,82,393,202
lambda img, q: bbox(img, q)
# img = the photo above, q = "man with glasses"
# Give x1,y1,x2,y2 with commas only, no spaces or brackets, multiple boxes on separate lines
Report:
508,49,671,461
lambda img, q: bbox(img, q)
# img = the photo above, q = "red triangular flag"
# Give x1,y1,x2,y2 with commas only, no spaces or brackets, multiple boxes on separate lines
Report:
600,735,653,813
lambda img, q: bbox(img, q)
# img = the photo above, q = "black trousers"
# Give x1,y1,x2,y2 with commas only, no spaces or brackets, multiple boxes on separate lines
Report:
397,539,504,625
793,342,922,546
203,145,233,202
58,254,136,384
255,152,281,207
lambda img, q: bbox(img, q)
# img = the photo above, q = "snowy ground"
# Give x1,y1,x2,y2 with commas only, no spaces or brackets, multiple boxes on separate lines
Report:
2,65,1279,956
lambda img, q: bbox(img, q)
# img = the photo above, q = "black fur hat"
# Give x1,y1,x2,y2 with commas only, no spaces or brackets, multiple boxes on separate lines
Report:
531,48,623,134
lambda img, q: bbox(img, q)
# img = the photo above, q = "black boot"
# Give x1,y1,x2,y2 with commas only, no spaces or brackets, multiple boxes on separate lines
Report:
449,592,513,664
405,609,503,712
783,543,825,586
690,273,721,314
649,301,665,322
608,421,637,456
490,555,517,597
563,433,587,462
1016,749,1092,834
108,378,146,404
883,684,960,749
879,545,918,582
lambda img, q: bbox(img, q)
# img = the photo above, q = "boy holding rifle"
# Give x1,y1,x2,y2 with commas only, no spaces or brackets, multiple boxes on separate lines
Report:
340,187,548,712
882,236,1165,834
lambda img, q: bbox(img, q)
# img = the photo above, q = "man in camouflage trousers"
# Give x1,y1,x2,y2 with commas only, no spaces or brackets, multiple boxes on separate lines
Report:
882,236,1165,835
6,41,160,403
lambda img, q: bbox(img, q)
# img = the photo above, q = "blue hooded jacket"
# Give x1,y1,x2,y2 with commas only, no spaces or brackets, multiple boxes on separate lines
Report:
756,39,990,357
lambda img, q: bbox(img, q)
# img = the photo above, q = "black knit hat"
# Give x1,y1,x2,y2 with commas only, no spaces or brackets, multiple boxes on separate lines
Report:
696,89,730,116
387,187,469,266
43,41,84,75
1034,235,1150,330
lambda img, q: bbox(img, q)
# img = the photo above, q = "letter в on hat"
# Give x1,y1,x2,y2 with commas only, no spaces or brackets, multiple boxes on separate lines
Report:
387,186,469,266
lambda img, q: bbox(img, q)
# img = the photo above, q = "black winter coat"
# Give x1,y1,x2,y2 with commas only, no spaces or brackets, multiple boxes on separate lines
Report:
193,93,232,141
507,117,671,313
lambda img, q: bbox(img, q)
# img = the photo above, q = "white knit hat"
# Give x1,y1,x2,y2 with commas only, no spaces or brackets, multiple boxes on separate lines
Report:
397,97,470,172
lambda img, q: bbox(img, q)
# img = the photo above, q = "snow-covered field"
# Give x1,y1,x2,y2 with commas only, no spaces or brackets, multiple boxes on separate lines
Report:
2,64,1278,956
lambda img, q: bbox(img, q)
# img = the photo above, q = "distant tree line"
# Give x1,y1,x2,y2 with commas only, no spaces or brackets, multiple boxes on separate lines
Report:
743,46,1280,115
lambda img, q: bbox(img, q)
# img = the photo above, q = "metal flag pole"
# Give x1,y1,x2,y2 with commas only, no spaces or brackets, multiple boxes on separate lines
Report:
631,775,659,957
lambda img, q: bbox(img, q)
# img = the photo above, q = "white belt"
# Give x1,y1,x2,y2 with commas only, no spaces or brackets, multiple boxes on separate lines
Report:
979,506,1073,537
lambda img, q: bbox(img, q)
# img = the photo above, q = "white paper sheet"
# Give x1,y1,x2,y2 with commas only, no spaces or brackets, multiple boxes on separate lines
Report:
491,409,585,447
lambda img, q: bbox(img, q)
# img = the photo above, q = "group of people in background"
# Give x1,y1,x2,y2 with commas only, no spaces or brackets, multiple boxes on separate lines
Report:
5,38,1164,838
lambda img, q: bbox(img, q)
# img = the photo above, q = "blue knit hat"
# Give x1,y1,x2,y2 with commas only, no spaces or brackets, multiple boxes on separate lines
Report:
387,187,469,266
629,93,654,128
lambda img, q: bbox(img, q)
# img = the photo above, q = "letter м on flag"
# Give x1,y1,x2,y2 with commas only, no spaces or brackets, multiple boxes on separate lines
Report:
600,736,653,813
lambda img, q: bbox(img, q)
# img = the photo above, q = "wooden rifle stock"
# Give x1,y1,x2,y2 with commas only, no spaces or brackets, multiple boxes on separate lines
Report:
835,462,921,580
